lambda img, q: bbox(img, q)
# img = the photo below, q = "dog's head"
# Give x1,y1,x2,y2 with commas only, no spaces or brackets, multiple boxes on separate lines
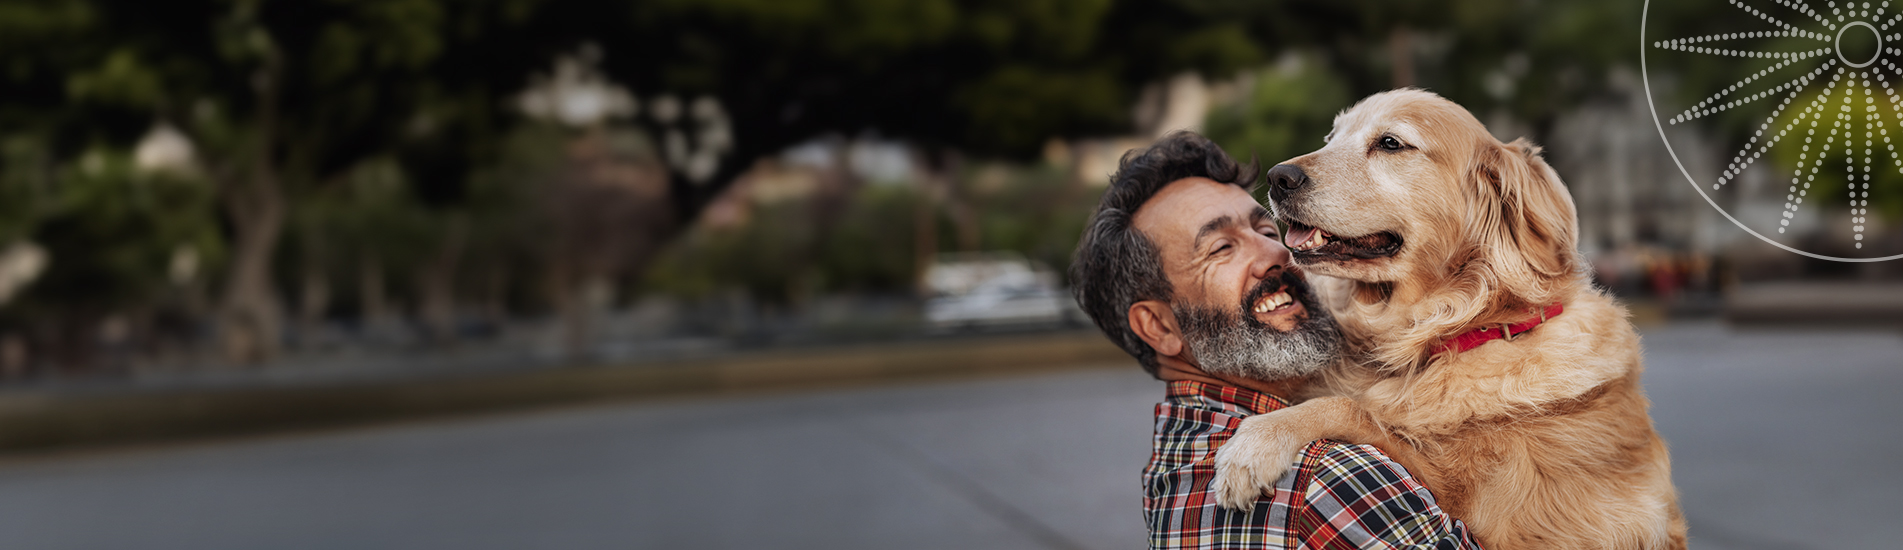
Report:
1267,89,1584,361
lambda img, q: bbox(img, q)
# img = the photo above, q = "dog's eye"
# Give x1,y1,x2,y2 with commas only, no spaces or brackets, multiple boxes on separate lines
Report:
1377,136,1405,151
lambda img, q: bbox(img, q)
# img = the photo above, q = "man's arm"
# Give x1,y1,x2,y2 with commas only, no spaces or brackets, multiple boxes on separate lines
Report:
1293,441,1483,550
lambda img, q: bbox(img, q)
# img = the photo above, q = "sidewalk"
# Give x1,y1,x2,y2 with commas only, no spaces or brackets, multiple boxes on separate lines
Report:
0,331,1130,454
1726,282,1903,326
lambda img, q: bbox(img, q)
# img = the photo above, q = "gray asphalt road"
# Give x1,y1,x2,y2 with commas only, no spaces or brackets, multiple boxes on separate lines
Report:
0,321,1894,550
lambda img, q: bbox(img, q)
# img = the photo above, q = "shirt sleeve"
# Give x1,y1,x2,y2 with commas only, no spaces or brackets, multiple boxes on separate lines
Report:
1293,441,1485,550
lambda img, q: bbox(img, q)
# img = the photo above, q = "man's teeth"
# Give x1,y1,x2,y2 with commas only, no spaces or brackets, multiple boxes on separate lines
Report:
1252,290,1294,313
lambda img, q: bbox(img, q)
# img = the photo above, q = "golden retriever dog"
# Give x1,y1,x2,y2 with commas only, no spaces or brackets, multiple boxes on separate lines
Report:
1208,89,1686,549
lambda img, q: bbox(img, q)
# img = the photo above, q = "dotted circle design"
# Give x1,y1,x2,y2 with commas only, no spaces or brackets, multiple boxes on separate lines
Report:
1644,0,1903,261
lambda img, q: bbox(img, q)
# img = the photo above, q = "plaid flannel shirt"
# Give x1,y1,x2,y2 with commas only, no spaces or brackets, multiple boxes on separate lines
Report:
1144,380,1484,550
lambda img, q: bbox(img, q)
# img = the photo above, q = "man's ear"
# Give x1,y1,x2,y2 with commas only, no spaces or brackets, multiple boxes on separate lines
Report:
1128,300,1185,359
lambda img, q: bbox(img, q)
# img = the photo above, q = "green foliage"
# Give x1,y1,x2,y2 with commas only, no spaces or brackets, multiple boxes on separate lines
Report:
644,183,919,303
0,0,1701,355
644,197,831,304
813,187,929,292
644,0,961,57
292,159,436,280
617,0,1267,164
9,149,222,316
0,137,52,244
63,48,165,110
967,164,1101,274
957,65,1128,153
1203,55,1353,168
1164,23,1264,74
645,163,1101,304
307,0,445,85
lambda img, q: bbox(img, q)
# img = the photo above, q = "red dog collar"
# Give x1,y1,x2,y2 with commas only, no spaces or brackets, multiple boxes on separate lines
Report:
1435,302,1565,355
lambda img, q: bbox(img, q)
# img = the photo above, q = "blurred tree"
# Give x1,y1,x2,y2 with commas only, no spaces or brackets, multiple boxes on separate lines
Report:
6,0,425,362
284,158,437,345
646,161,1102,311
5,0,1294,363
1236,0,1635,140
0,0,551,364
0,150,222,371
511,0,1287,291
1203,55,1353,168
0,0,1657,368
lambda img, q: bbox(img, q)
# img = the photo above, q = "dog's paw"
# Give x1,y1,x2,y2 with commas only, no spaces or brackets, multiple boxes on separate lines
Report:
1210,414,1307,510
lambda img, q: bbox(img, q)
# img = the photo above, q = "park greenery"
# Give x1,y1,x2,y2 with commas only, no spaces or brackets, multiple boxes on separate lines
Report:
0,0,1666,374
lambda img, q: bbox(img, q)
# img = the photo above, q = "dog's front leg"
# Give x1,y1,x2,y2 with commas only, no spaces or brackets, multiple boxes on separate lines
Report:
1210,398,1347,509
1210,396,1420,509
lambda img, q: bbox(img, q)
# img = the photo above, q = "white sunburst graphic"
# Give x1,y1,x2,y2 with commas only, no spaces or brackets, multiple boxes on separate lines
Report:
1643,0,1903,261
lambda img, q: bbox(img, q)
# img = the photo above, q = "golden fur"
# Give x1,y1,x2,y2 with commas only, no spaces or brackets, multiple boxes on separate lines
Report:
1209,89,1687,549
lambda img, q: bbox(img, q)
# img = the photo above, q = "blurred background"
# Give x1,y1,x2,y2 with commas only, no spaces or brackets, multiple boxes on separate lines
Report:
0,0,1898,549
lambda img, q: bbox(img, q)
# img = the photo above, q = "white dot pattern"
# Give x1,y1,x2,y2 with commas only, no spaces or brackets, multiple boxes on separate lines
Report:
1658,1,1893,242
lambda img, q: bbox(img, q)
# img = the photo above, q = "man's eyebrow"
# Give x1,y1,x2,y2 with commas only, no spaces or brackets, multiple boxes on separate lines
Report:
1250,206,1271,226
1193,215,1237,250
1193,206,1275,250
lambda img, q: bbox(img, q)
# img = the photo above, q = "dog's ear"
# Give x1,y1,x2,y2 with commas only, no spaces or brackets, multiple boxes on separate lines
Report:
1466,138,1581,304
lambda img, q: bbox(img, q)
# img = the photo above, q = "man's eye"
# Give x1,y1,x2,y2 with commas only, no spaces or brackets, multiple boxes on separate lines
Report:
1377,136,1405,151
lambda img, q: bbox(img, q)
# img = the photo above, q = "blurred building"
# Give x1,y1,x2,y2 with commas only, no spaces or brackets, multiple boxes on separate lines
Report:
1547,69,1732,293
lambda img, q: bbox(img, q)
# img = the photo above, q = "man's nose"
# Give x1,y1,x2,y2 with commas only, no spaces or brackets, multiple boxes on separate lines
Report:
1265,164,1308,204
1251,226,1292,280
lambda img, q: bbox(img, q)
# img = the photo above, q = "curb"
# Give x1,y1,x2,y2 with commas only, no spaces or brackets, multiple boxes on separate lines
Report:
0,332,1132,454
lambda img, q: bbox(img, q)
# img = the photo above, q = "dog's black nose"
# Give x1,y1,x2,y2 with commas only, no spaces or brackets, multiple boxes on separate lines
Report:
1265,164,1308,203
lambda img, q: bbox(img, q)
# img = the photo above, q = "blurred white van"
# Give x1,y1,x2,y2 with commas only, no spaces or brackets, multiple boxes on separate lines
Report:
923,252,1078,330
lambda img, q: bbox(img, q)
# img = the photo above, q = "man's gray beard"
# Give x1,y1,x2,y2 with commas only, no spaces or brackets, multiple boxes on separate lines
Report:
1173,299,1343,381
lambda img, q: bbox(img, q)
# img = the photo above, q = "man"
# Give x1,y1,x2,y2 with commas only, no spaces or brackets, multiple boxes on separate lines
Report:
1070,132,1481,549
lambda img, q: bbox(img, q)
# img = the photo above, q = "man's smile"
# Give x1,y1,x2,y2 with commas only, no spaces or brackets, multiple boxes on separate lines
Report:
1246,278,1308,329
1252,292,1305,326
1252,289,1292,314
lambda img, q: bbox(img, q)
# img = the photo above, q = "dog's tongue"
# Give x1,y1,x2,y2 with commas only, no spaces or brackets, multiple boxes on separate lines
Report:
1284,225,1322,250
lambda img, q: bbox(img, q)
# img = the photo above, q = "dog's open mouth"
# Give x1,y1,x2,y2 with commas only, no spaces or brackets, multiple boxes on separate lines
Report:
1283,219,1403,261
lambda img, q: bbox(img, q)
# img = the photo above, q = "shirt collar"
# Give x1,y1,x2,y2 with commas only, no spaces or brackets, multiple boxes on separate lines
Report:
1165,379,1291,416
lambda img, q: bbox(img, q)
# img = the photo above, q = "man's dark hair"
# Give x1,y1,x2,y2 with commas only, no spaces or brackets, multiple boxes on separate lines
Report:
1069,131,1259,377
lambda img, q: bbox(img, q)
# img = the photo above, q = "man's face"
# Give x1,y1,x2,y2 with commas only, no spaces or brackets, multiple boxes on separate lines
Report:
1132,177,1342,380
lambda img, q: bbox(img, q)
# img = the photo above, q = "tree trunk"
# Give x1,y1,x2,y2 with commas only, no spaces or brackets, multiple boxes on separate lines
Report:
942,154,979,252
479,267,507,329
417,218,466,345
1389,26,1416,89
217,46,288,366
912,148,940,295
547,129,678,361
549,262,591,361
218,181,286,365
297,265,329,348
359,256,389,334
